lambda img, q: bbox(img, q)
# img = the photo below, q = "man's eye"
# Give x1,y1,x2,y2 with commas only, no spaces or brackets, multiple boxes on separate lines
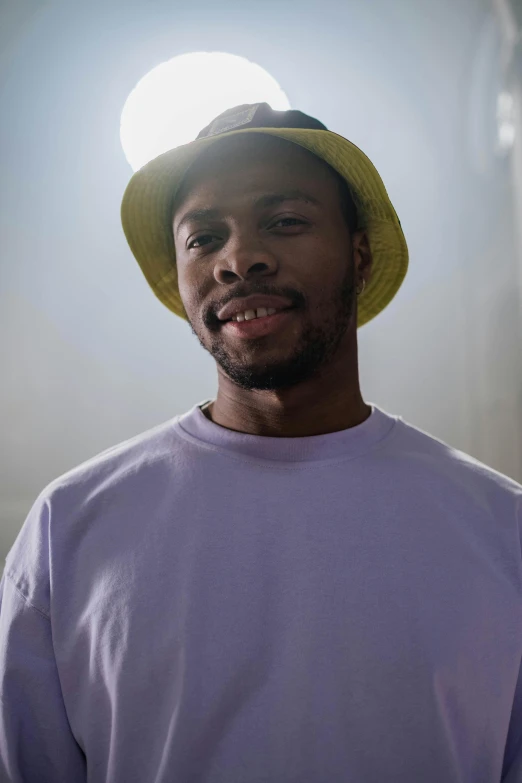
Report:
271,217,306,228
188,234,217,249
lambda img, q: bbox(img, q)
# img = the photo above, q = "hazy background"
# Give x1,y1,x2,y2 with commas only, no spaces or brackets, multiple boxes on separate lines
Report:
2,0,522,569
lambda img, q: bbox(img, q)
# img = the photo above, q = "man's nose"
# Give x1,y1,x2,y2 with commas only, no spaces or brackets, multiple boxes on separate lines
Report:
215,232,278,281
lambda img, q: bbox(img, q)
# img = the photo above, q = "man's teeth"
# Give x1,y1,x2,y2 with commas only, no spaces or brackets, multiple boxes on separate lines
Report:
232,307,278,322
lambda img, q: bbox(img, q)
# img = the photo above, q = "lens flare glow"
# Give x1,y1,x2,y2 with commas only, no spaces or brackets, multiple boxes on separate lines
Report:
120,52,291,172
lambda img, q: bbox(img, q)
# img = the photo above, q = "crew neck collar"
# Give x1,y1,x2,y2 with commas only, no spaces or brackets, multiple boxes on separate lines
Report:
174,399,400,465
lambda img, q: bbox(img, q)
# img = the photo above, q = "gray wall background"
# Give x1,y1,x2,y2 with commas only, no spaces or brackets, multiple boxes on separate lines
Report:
1,0,522,569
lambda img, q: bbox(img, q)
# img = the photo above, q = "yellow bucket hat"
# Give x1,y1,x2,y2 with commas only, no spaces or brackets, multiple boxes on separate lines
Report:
121,103,408,328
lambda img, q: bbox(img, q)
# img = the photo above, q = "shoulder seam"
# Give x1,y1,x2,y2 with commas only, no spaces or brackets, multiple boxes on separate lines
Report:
4,570,51,620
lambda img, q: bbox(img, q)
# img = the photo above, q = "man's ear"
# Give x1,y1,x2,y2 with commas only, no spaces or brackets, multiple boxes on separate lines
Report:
352,229,373,281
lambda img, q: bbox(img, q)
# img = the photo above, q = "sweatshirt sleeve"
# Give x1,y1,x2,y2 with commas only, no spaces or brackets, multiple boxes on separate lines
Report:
502,649,522,782
0,571,86,782
502,495,522,782
0,489,87,782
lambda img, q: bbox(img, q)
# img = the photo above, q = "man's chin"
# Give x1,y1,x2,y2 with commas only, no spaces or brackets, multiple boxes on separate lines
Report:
214,352,325,392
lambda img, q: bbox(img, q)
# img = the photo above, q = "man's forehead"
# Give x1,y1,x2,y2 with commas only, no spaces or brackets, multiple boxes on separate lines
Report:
173,144,335,223
178,165,317,202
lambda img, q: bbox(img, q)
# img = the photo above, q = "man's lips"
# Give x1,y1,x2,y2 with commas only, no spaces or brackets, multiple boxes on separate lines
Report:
221,308,298,339
220,306,294,323
217,295,294,322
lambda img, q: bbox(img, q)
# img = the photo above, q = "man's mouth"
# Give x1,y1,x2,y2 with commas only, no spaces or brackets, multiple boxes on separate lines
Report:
223,306,294,323
221,308,297,339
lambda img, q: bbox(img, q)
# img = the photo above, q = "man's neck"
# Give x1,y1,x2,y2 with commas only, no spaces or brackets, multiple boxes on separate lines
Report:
199,394,371,438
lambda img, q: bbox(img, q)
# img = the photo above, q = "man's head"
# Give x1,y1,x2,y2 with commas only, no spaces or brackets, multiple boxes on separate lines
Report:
172,133,372,392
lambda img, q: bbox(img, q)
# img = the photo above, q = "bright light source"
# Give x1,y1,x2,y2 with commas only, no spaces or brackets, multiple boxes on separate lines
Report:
120,52,291,172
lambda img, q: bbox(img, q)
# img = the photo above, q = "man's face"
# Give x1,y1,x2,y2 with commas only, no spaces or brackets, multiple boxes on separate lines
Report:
173,135,364,392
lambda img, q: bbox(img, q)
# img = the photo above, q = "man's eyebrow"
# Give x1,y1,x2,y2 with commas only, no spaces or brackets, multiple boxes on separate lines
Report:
253,191,322,209
175,208,221,236
175,191,321,236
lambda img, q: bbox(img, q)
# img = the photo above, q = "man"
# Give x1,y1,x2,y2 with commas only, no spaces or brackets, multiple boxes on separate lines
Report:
1,103,521,783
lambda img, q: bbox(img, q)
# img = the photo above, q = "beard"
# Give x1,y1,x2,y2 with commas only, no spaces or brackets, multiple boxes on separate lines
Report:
187,260,357,392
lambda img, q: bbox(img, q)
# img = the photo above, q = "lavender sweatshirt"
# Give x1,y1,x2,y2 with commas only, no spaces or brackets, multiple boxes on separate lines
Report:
1,400,522,783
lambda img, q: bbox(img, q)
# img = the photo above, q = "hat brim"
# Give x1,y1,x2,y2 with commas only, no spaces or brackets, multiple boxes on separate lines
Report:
121,127,409,328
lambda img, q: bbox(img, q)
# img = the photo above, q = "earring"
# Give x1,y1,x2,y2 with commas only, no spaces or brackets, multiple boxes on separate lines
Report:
356,278,366,296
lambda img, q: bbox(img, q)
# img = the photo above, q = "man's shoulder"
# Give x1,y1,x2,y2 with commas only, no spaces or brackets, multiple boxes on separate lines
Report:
3,415,186,596
393,414,522,499
44,415,182,500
